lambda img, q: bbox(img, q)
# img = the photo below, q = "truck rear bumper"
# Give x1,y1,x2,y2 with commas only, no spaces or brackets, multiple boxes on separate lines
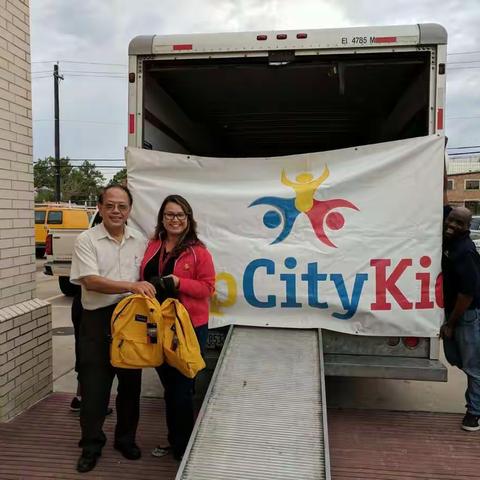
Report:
43,261,71,277
324,354,447,382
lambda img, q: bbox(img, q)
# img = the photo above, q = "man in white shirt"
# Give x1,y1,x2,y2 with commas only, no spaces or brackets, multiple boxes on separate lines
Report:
70,184,155,473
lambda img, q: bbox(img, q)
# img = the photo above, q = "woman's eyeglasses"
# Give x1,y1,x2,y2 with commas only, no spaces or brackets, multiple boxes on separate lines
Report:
164,212,187,221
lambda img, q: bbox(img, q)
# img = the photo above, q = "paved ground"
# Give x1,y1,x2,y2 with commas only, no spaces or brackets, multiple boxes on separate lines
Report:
0,392,478,479
0,393,177,480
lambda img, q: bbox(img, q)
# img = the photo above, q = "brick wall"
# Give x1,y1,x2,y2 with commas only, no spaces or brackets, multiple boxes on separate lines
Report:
447,171,480,213
0,0,35,309
0,299,51,421
0,1,53,422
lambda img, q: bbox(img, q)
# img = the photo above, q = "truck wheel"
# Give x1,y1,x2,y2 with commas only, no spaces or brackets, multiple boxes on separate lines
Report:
58,276,80,297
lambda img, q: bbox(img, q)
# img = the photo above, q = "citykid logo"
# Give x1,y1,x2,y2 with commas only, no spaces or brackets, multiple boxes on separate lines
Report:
249,166,358,247
211,167,443,321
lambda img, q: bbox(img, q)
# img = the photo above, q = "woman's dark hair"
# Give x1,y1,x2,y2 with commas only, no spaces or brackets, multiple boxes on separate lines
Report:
98,184,133,206
153,194,204,254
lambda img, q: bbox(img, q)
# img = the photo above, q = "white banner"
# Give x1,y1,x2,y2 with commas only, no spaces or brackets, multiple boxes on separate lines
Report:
126,135,444,336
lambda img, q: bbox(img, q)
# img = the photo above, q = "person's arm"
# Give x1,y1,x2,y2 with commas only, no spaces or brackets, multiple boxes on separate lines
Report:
167,248,215,299
441,251,477,338
71,233,155,297
441,293,473,338
80,275,156,297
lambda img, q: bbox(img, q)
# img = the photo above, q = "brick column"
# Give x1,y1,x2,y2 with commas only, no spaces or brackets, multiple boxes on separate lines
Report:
0,0,53,421
0,300,52,421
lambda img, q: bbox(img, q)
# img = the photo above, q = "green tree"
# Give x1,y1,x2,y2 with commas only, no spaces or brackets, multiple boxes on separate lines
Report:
34,157,105,205
33,157,73,202
109,168,127,186
63,161,105,205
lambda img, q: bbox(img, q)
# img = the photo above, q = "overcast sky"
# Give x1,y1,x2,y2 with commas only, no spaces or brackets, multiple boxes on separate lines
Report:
30,0,480,178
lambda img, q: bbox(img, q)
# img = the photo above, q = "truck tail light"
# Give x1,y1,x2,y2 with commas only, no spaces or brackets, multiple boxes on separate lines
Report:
129,114,135,134
403,337,420,349
45,234,52,256
437,108,444,130
296,33,308,39
257,35,267,41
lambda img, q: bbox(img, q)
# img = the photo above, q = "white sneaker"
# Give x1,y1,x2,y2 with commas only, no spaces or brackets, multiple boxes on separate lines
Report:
151,446,172,457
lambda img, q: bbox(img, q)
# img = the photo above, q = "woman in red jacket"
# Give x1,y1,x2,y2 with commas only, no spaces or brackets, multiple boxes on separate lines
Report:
140,194,215,461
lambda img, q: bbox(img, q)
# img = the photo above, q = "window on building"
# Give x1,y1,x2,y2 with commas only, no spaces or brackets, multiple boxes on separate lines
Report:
47,211,62,225
465,180,480,190
465,201,480,215
447,179,454,190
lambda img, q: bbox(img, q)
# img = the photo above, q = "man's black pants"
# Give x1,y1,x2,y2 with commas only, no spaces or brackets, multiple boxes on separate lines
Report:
155,324,208,458
78,304,142,455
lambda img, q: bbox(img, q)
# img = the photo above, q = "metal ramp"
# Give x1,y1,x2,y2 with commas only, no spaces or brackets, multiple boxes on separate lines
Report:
177,326,330,480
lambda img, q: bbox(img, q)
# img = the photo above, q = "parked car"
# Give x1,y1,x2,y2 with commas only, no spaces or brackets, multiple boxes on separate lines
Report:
35,203,92,258
43,210,101,296
471,215,480,234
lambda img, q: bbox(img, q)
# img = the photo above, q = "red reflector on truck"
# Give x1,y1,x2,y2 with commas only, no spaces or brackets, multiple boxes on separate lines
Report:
173,44,193,51
373,36,397,43
296,33,308,39
129,114,135,134
257,35,267,41
403,337,420,349
437,108,444,130
277,34,287,40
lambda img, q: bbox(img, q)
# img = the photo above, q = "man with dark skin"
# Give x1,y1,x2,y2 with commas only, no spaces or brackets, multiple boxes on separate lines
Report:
441,206,480,431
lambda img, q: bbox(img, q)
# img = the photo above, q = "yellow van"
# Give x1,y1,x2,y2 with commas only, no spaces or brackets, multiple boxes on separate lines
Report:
35,204,91,257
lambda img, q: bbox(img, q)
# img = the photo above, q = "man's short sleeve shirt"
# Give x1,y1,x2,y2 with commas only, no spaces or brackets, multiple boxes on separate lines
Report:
70,223,147,310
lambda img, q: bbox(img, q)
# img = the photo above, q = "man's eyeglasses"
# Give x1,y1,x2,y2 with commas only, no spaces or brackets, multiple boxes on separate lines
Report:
103,203,129,212
164,212,187,221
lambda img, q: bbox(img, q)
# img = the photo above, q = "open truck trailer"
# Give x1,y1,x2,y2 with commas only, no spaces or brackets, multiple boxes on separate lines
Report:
127,24,447,479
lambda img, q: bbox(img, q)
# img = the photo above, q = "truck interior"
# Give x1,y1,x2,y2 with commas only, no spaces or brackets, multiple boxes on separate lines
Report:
142,50,432,157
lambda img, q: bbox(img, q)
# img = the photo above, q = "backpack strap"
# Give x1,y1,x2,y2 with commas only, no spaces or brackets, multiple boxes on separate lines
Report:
112,297,135,325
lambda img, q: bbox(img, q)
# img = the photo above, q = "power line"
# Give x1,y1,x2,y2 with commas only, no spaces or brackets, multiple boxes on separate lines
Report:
31,60,127,67
448,116,480,120
449,151,480,156
449,145,480,150
69,158,124,162
448,65,480,70
448,60,480,65
448,50,480,56
33,119,124,125
63,73,127,78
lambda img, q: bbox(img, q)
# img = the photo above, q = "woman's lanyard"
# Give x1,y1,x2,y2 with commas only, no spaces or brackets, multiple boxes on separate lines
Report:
158,241,174,276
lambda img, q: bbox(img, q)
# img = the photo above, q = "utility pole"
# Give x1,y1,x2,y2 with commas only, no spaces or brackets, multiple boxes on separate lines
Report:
53,63,63,202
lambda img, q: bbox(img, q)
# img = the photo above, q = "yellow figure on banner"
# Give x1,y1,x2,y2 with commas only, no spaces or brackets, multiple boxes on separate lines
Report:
211,272,237,316
281,165,330,212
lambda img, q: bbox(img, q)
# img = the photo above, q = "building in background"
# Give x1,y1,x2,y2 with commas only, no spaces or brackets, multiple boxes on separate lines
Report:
447,154,480,214
0,0,52,422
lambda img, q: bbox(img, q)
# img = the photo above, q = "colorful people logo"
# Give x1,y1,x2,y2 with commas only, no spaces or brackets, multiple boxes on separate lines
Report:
249,166,359,247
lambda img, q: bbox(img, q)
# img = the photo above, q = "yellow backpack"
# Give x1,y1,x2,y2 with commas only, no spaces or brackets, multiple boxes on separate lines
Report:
162,298,206,379
110,294,164,369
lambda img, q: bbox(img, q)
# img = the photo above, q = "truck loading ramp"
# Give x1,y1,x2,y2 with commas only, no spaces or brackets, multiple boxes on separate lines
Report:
176,326,331,480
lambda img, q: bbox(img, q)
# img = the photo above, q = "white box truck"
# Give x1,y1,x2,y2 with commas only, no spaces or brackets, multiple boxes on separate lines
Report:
127,24,448,382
